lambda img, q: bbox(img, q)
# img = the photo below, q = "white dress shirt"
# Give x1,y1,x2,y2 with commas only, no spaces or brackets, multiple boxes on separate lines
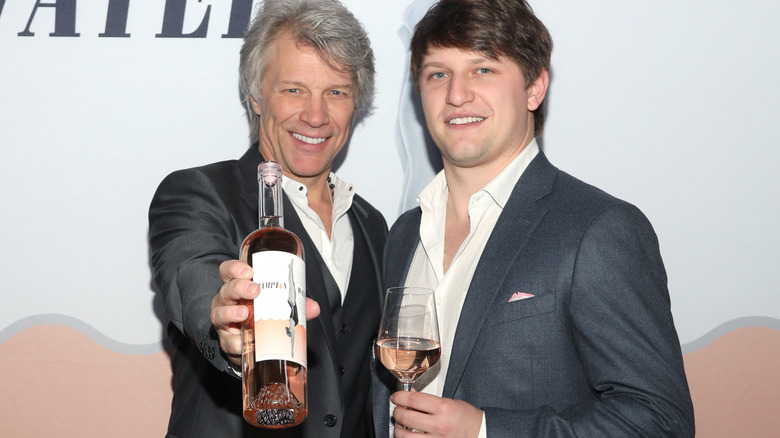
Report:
399,139,539,437
282,172,355,303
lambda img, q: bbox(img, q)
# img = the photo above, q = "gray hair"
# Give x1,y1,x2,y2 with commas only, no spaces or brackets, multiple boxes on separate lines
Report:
239,0,375,142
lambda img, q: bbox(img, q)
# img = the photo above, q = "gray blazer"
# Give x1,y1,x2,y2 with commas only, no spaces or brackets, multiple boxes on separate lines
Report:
373,151,694,437
150,146,387,438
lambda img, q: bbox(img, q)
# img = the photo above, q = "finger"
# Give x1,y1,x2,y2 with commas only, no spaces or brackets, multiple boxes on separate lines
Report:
217,278,260,305
219,332,244,357
392,405,429,436
392,390,435,412
393,424,413,437
211,282,255,331
211,303,249,328
305,298,321,321
390,390,415,409
219,259,253,283
218,329,244,358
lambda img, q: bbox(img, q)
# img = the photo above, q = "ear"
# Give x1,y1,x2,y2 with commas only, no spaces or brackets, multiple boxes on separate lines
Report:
249,94,262,115
527,68,549,112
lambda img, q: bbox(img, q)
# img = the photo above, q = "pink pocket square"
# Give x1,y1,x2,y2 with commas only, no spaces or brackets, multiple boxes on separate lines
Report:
508,291,535,302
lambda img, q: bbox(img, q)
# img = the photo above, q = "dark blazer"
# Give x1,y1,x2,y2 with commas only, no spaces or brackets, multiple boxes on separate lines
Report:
150,146,387,438
373,151,694,437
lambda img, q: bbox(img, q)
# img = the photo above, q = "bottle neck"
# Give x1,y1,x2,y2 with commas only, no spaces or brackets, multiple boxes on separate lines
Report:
258,162,284,229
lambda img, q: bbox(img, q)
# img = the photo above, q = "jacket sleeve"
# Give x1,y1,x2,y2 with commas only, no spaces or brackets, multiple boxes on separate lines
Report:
148,167,240,375
484,203,695,437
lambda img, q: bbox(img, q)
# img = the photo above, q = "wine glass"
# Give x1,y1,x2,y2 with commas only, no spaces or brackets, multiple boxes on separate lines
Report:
375,287,441,392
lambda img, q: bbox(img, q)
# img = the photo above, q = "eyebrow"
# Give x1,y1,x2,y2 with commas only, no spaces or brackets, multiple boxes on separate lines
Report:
420,61,446,71
421,56,493,70
278,79,353,90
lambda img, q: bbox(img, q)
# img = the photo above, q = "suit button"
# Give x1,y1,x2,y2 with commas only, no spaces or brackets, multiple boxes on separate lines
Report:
324,414,337,427
340,323,349,334
198,341,215,360
338,367,345,376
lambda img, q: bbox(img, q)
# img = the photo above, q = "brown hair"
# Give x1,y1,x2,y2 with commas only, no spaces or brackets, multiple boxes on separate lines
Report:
410,0,552,134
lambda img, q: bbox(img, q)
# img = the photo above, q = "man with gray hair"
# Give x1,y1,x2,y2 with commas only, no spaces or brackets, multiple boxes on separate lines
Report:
149,1,387,436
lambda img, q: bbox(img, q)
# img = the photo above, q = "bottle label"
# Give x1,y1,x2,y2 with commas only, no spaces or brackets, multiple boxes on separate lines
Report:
251,251,307,368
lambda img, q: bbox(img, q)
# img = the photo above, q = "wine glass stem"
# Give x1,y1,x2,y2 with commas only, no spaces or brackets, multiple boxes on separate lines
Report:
402,382,413,391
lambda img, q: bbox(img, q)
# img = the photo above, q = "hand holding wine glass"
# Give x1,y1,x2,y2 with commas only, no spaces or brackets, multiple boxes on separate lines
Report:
375,287,441,391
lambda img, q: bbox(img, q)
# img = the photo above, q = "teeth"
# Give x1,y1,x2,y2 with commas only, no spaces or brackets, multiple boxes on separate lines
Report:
448,117,484,125
292,133,326,144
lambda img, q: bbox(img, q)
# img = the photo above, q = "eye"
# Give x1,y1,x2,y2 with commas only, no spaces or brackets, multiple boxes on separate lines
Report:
329,90,344,96
476,67,492,74
431,72,447,79
286,88,300,94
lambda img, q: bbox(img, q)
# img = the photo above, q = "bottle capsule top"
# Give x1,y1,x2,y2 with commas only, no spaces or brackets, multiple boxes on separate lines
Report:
258,161,282,186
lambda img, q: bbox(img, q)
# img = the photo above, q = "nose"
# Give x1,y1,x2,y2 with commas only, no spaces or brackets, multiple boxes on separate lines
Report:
299,94,329,127
445,74,474,107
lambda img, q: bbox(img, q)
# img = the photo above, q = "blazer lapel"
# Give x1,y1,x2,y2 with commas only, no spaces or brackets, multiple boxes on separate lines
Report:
442,152,557,398
283,205,340,357
383,208,421,290
238,145,262,215
348,200,386,313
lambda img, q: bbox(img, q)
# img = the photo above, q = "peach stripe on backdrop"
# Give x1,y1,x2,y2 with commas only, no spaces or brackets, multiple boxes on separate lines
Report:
1,324,779,436
684,326,780,437
0,324,172,437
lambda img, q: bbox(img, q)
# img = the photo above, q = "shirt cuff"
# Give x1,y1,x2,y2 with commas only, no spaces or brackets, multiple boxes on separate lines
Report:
478,410,487,438
229,361,242,377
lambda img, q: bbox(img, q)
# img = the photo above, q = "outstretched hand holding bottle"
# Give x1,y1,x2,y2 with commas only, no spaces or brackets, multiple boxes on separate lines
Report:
210,259,321,369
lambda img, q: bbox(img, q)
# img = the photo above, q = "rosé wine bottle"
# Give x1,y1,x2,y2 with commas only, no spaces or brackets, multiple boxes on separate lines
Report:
239,161,307,428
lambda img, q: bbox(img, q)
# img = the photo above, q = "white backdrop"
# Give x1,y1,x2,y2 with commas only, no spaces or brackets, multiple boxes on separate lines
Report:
1,0,778,356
